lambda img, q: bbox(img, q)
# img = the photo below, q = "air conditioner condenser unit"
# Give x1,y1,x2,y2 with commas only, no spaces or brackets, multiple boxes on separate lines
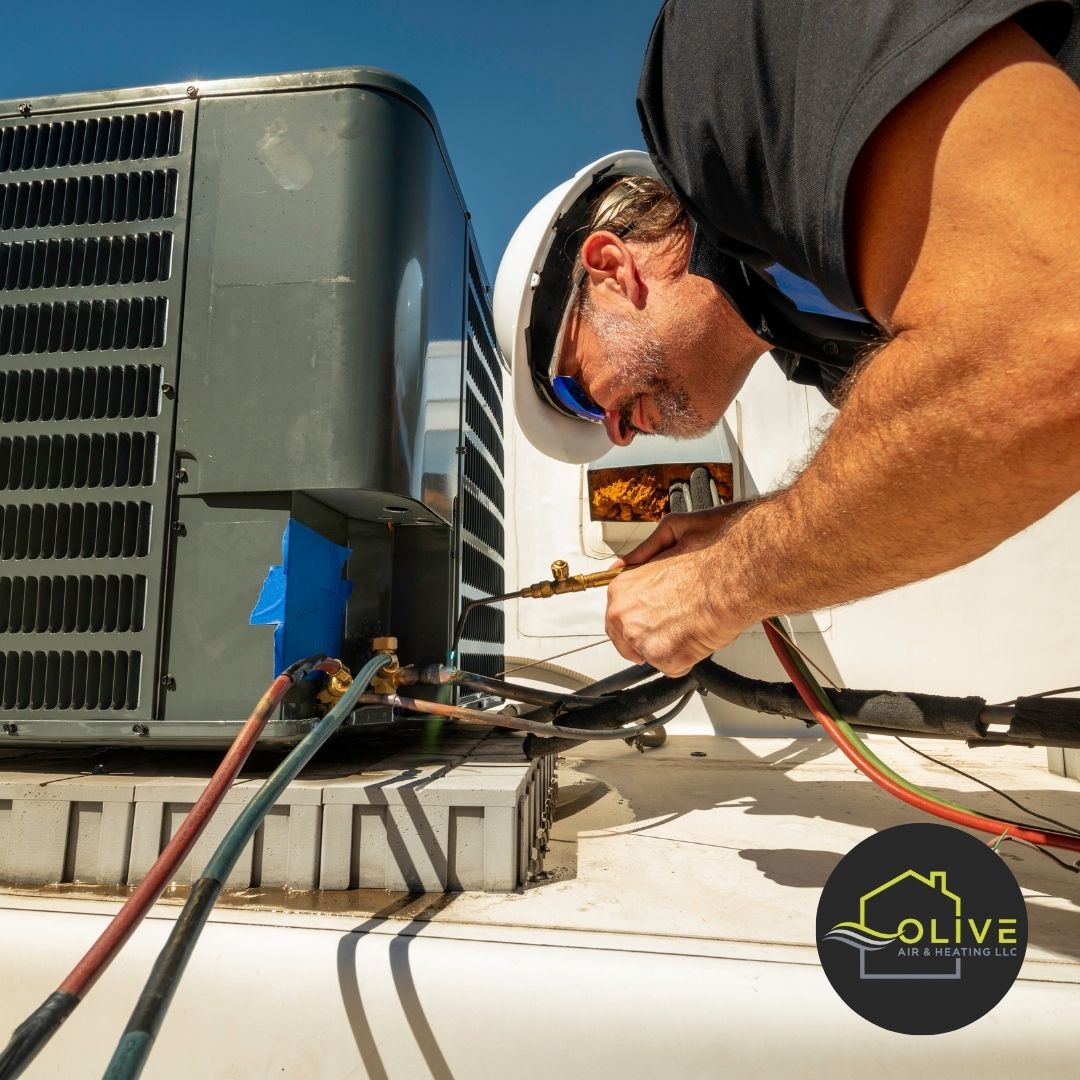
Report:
0,69,508,747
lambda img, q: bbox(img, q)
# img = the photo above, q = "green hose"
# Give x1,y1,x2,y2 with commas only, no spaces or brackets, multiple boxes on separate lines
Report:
767,618,982,815
101,652,392,1080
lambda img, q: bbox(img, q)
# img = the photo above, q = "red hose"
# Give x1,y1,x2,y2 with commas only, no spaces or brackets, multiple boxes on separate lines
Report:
762,621,1080,854
57,665,331,998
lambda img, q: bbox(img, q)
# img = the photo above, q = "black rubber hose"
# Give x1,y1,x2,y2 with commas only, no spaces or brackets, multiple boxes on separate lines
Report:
522,673,699,758
1011,695,1080,747
690,658,1080,748
446,672,604,709
690,659,993,737
579,663,656,697
0,993,78,1080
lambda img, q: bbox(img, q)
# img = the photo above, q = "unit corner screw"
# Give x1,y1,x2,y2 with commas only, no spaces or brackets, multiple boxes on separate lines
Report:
18,103,31,117
174,467,188,484
2,722,17,735
186,85,199,99
161,383,176,399
132,723,150,737
171,521,187,536
160,675,177,691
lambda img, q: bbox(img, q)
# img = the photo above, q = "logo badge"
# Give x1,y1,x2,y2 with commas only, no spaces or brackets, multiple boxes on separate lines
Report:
817,823,1027,1034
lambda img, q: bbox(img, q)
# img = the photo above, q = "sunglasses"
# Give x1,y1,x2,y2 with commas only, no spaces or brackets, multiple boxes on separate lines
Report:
541,273,606,424
549,374,605,422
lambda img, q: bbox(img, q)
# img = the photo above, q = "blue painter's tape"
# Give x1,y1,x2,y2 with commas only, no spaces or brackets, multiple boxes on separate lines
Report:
249,520,353,675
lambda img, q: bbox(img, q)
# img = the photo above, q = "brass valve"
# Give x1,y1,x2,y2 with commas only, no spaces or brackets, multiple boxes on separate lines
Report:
317,663,354,706
517,560,624,600
369,636,400,695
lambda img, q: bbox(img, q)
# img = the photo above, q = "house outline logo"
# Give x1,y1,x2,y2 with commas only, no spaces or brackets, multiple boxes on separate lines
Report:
823,868,962,980
816,824,1028,1034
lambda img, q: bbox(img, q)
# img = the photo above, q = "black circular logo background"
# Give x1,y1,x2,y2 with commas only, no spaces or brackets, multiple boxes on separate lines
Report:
816,823,1027,1034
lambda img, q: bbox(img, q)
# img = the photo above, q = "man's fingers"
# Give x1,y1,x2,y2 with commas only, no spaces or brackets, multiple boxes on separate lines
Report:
620,504,748,567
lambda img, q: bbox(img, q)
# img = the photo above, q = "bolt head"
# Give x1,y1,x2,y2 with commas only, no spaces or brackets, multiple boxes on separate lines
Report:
186,85,199,98
18,103,31,117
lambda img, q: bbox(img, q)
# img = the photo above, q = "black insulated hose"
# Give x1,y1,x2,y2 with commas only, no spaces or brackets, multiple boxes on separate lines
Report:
521,673,700,758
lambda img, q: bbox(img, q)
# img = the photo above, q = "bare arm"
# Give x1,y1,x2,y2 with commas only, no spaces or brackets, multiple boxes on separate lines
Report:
606,21,1080,675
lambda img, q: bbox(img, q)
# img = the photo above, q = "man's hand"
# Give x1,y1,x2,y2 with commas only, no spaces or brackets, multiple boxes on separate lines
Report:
605,504,755,675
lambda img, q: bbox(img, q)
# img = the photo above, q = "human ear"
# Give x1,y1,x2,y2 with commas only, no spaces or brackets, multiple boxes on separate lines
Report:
580,231,642,306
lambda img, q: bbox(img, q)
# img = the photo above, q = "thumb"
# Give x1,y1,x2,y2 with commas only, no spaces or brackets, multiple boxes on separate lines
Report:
620,516,685,566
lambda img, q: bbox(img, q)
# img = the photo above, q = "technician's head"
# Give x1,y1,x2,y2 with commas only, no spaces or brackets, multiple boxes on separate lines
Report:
494,152,767,464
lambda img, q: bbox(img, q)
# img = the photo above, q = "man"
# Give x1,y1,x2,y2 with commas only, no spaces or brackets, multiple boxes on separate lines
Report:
492,1,1080,678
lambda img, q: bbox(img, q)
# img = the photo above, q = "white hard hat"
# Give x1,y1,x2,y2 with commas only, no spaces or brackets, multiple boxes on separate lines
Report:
493,150,659,464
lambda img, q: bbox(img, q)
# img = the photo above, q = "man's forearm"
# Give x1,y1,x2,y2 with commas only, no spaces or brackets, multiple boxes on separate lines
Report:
714,328,1080,628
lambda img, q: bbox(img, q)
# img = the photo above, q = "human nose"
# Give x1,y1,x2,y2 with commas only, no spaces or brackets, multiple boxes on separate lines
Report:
603,408,635,446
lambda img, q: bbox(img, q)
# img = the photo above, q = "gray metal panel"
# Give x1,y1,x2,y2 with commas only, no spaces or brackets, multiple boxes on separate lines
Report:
175,86,467,521
0,68,468,219
0,101,195,736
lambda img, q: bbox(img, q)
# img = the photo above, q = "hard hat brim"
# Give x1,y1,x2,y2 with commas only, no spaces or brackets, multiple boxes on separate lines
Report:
494,151,659,464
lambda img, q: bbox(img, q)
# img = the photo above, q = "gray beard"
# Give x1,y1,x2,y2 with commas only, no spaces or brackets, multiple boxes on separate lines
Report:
585,305,713,439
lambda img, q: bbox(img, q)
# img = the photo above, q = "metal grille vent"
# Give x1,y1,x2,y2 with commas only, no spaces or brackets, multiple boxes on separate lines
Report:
0,297,168,355
456,247,507,684
0,432,158,491
0,98,190,729
0,573,146,634
462,488,503,555
466,340,502,430
0,364,162,422
463,445,503,515
457,652,502,679
0,111,183,174
0,649,141,710
465,389,503,471
467,287,502,390
1,232,174,291
0,501,151,560
0,170,179,231
462,543,504,596
464,604,504,645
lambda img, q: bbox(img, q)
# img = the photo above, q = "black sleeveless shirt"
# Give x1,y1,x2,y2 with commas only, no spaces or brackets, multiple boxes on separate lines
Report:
636,0,1077,401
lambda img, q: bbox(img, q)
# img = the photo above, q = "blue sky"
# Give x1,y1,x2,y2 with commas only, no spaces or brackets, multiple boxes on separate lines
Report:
1,0,661,279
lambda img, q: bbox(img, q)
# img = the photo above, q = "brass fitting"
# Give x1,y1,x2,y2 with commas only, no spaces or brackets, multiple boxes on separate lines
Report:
317,664,354,706
518,560,624,599
369,636,400,695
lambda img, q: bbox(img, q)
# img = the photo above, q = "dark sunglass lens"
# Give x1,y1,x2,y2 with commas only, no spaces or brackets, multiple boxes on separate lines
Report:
551,376,604,421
